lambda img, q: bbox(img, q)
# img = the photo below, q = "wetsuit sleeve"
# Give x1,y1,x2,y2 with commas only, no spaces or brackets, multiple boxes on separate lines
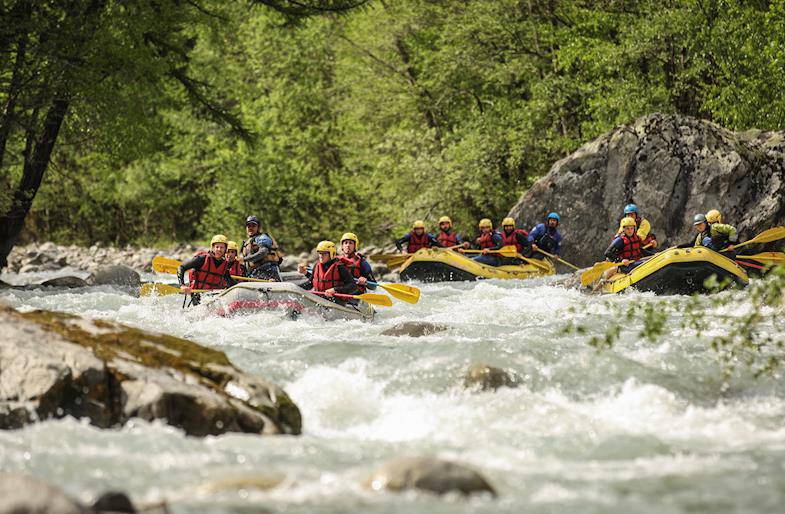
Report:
490,233,504,250
517,233,532,255
360,259,377,290
245,247,269,264
335,265,360,295
395,234,410,252
177,255,205,285
604,238,623,262
528,225,543,243
428,234,443,247
299,264,315,290
455,233,463,244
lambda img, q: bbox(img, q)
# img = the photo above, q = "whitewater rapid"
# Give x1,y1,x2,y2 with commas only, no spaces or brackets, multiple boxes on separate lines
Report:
2,271,785,513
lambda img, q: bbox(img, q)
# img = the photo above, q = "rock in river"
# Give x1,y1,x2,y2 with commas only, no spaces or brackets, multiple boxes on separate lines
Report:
0,305,301,436
463,363,519,391
381,321,447,337
365,457,497,497
90,264,141,287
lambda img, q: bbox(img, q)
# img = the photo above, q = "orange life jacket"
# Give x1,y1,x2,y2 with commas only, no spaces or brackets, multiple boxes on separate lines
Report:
407,231,430,253
228,260,244,278
500,229,528,254
478,232,496,249
619,233,643,261
340,253,366,292
312,260,343,292
437,230,459,247
190,252,228,290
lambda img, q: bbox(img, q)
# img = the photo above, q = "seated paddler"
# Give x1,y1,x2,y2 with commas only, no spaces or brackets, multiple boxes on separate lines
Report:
300,240,360,305
604,216,645,275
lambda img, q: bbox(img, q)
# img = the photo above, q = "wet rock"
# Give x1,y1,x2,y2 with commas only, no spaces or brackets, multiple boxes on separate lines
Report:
365,457,496,497
91,492,136,513
38,276,89,288
91,265,141,287
381,321,447,337
508,113,785,267
279,254,300,271
0,306,301,437
463,363,519,391
0,473,88,513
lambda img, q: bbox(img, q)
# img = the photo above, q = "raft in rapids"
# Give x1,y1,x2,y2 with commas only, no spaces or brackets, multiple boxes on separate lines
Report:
203,282,375,321
398,248,555,282
601,246,748,295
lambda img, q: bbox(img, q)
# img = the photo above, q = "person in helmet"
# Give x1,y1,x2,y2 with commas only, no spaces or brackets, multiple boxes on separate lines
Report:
616,204,657,249
338,232,377,293
603,217,645,273
435,216,468,248
300,241,359,305
226,241,245,278
694,210,738,254
498,217,532,263
468,218,504,266
395,220,442,253
177,234,233,304
528,212,563,259
245,233,283,281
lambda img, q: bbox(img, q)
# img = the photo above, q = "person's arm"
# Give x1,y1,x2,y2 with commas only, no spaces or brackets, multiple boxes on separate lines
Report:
517,233,532,255
428,234,443,248
360,259,377,290
298,265,315,290
177,255,205,286
395,234,410,252
527,225,542,243
604,238,622,262
488,233,504,251
713,223,738,242
245,246,269,264
335,265,360,295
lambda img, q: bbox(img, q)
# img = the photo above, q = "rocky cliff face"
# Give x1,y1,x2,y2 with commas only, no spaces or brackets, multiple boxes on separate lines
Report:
508,113,785,267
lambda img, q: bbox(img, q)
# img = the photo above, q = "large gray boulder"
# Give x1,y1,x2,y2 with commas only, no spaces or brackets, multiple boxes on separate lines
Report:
508,113,785,267
365,457,496,497
0,306,301,437
90,265,141,287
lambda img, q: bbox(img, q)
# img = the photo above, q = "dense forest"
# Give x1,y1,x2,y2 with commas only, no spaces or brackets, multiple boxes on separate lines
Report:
2,0,785,256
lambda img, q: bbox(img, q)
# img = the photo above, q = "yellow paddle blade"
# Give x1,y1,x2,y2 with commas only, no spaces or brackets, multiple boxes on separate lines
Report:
727,227,785,250
521,256,552,272
357,293,393,307
378,283,421,304
738,252,785,263
580,262,620,287
385,255,413,269
463,246,518,257
152,256,181,274
140,283,181,296
369,254,405,264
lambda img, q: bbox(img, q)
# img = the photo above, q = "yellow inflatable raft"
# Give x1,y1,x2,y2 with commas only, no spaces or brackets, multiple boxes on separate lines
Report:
398,248,555,282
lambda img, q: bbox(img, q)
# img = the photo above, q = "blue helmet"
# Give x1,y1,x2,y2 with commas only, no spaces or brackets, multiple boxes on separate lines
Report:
547,212,560,222
624,204,639,215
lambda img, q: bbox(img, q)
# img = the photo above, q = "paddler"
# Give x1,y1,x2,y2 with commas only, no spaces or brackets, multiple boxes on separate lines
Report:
177,234,233,305
300,240,360,305
338,232,377,293
617,204,657,249
240,215,261,257
603,217,644,275
245,234,283,281
694,210,738,255
469,218,504,266
436,216,468,249
528,212,563,259
499,217,531,263
226,241,244,278
396,220,442,253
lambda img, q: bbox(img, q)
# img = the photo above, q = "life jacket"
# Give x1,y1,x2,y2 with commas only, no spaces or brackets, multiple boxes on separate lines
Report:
340,253,366,292
437,230,459,247
190,251,228,290
534,226,557,253
228,260,244,278
311,260,343,292
619,233,643,261
477,231,496,249
244,233,282,264
407,231,430,253
501,229,528,254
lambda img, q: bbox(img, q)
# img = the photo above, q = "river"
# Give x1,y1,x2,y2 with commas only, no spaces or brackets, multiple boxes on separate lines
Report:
2,270,784,513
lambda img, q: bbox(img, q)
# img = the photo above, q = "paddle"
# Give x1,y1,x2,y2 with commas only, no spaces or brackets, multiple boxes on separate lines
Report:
152,256,269,282
381,254,413,269
369,254,406,264
362,280,421,304
736,252,785,263
721,226,785,251
579,244,656,287
462,245,519,258
140,283,218,296
309,290,393,307
531,248,580,271
735,260,765,270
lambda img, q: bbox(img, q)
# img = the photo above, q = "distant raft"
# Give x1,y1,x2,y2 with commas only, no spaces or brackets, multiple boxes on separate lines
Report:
601,246,748,295
204,281,375,321
398,248,555,282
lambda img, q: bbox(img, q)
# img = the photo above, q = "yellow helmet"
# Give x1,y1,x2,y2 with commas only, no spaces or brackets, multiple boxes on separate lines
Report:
412,220,426,229
706,209,722,224
619,217,637,230
210,234,229,246
478,218,493,229
227,241,239,252
341,232,359,248
316,240,336,259
502,217,516,227
438,216,452,225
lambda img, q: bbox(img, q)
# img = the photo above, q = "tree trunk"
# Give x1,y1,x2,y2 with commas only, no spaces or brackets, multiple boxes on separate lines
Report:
0,98,69,269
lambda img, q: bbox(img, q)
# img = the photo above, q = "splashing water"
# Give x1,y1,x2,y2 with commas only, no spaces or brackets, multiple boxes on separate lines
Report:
2,270,785,513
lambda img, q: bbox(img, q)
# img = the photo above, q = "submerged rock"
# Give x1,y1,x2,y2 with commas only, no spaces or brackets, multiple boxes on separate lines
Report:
463,363,519,391
38,276,89,288
0,474,139,513
365,457,496,497
90,265,141,287
381,321,447,337
0,305,301,437
509,113,785,267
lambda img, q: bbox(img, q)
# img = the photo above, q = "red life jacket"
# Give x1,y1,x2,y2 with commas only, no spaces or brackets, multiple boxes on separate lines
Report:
407,231,430,253
190,252,228,290
619,233,643,261
478,232,496,249
340,253,366,292
437,230,458,247
312,260,343,292
228,260,244,278
500,229,528,254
